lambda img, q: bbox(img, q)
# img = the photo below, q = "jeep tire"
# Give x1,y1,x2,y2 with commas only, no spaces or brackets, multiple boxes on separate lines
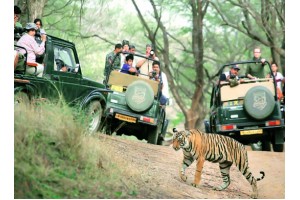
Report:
86,100,102,134
125,80,154,112
272,143,284,152
244,86,275,120
147,125,159,145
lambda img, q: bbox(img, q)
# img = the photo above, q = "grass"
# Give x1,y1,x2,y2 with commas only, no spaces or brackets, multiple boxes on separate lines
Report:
14,101,140,198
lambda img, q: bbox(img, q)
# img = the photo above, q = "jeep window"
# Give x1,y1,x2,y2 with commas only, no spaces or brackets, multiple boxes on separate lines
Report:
54,46,77,72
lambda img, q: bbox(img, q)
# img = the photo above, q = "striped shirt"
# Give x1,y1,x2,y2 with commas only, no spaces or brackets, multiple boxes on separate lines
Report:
17,33,45,63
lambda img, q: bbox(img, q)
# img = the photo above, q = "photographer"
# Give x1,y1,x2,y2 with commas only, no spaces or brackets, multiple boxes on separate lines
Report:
149,61,169,105
34,18,47,45
136,44,159,79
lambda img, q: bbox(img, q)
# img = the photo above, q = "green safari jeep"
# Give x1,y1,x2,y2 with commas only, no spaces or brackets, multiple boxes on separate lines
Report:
205,60,285,152
101,54,168,145
14,34,110,133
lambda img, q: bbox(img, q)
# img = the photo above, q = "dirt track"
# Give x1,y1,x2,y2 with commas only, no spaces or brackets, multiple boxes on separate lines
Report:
98,134,285,199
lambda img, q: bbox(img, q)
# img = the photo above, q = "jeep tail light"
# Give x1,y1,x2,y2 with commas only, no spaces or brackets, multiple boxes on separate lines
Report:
265,120,281,126
221,124,236,131
140,116,155,124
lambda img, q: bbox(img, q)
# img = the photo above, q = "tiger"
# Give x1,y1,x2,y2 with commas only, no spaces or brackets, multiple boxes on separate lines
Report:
172,128,265,199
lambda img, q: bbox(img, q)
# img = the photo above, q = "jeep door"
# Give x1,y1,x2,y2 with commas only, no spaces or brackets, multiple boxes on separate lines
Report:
50,42,83,104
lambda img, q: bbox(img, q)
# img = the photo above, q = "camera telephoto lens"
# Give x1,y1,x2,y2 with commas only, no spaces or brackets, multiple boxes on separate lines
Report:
150,50,154,56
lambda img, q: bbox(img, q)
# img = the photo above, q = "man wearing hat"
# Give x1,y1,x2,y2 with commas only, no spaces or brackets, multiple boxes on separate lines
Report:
16,22,46,77
220,65,244,87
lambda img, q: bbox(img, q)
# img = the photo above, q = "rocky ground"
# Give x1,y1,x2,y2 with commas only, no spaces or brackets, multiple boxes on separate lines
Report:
98,134,285,199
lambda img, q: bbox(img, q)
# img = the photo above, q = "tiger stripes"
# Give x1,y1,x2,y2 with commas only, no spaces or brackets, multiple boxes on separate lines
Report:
172,128,265,199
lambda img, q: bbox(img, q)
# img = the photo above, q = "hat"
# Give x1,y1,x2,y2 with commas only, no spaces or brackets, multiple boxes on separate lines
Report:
122,40,129,46
146,44,152,48
231,65,240,70
25,22,37,30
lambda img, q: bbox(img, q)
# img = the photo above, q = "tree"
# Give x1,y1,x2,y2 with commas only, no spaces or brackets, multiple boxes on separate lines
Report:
210,0,285,74
131,0,210,129
15,0,48,24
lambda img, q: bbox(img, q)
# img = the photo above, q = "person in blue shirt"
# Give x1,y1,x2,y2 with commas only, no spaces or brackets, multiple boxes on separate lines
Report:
120,54,138,75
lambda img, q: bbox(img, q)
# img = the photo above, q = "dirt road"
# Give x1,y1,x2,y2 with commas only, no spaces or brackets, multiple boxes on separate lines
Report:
98,134,285,199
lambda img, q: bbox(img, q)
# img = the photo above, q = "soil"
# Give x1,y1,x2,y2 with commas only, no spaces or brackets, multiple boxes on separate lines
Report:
98,134,285,199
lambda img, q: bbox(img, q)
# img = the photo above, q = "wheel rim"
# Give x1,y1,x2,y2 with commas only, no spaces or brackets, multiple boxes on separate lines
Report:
87,101,102,134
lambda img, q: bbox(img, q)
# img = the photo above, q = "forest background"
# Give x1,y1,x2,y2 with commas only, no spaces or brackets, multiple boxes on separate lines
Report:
12,0,286,130
0,0,298,199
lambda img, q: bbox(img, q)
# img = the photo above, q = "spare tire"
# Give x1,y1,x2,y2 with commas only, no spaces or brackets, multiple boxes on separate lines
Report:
244,86,275,120
125,80,154,112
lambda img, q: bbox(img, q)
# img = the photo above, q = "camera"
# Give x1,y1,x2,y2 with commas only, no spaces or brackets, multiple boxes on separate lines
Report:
230,74,236,79
152,71,157,78
149,49,155,57
35,29,41,37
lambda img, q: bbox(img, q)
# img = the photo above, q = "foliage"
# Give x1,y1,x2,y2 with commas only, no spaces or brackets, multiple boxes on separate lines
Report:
17,0,284,129
170,112,185,128
14,101,139,198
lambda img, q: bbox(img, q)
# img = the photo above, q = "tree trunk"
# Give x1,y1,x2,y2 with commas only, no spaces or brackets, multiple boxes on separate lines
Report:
17,0,48,25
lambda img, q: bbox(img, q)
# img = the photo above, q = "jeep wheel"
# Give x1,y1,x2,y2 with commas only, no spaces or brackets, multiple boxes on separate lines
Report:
272,143,284,152
244,86,275,120
125,80,154,112
86,101,102,134
147,126,159,145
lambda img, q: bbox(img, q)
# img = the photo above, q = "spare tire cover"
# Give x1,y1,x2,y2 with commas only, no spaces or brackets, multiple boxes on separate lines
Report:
244,85,275,120
125,80,154,112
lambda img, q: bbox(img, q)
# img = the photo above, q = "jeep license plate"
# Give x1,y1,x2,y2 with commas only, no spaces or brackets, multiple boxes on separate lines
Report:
115,113,136,123
240,129,263,135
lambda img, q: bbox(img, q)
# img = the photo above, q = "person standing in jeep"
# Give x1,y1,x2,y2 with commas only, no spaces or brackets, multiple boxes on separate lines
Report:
104,43,122,77
246,46,266,79
136,44,159,79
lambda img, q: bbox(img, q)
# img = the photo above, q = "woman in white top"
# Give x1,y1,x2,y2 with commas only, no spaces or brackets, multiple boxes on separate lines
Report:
266,62,284,100
266,62,284,89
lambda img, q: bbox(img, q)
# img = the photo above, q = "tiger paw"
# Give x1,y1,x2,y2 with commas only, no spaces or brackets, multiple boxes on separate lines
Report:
213,184,228,191
191,183,198,187
180,174,187,182
250,193,258,199
213,186,222,191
